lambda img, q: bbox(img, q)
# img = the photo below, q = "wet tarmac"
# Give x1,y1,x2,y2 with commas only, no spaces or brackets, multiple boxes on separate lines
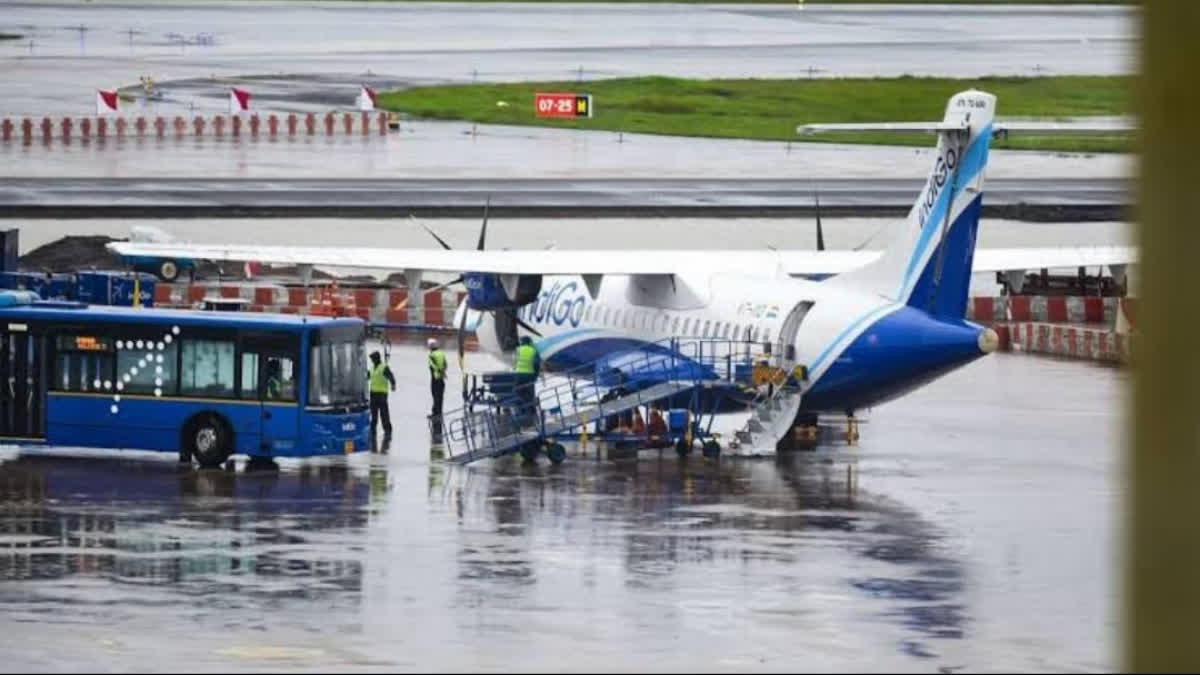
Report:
1,2,1135,183
0,120,1133,183
2,1,1134,118
0,176,1129,220
0,337,1126,672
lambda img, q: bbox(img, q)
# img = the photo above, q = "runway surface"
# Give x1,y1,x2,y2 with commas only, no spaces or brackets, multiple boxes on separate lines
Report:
0,338,1127,672
2,2,1134,118
1,2,1136,185
0,121,1134,186
0,176,1129,219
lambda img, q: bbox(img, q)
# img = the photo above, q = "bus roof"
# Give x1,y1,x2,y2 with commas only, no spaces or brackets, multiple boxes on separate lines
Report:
0,302,364,333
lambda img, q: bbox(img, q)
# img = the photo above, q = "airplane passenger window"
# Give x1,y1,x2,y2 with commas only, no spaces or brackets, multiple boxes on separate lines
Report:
603,307,611,325
584,305,592,322
702,320,711,338
641,313,649,330
672,317,680,334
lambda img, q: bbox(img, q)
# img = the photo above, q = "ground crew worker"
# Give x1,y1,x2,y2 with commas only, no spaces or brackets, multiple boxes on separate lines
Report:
513,335,540,417
367,350,396,439
427,338,447,436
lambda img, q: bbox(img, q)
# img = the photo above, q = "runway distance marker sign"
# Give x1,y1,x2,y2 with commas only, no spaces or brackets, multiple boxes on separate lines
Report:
534,93,593,119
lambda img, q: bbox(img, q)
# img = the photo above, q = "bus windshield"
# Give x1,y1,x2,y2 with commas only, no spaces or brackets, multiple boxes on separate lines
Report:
308,329,368,408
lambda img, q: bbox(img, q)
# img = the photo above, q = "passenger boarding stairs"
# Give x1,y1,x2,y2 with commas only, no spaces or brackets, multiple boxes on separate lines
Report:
434,336,805,464
731,379,805,456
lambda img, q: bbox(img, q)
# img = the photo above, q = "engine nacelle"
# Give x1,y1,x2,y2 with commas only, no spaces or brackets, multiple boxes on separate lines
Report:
464,272,542,311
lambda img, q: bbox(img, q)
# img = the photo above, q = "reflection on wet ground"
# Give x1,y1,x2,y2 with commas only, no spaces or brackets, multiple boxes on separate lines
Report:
0,449,964,672
0,349,1123,672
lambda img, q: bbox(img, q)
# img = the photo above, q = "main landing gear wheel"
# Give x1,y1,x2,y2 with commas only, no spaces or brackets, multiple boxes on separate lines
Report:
702,440,721,459
546,443,567,465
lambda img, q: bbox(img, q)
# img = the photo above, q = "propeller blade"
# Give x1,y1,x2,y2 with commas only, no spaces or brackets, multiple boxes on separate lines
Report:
458,300,469,398
410,215,454,251
392,275,464,310
515,316,542,338
815,191,826,252
476,196,490,251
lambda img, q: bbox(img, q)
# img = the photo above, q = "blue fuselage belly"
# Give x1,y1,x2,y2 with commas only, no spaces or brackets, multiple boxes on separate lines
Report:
802,306,985,412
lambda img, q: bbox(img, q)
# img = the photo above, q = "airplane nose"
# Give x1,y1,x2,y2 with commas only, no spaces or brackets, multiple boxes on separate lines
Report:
977,327,1000,354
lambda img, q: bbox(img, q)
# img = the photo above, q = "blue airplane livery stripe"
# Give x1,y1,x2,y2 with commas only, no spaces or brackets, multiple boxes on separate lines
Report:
897,122,992,299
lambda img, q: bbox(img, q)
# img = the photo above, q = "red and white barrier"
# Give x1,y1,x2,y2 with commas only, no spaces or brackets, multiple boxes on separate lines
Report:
1006,322,1132,365
153,282,465,328
968,296,1138,366
0,112,390,145
968,295,1131,325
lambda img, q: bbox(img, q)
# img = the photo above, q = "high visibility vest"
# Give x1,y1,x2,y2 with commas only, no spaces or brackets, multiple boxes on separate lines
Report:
428,349,447,381
369,363,390,393
514,344,537,374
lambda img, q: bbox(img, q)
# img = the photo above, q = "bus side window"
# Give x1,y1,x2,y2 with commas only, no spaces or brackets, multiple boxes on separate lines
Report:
55,351,114,392
243,352,297,401
180,339,236,398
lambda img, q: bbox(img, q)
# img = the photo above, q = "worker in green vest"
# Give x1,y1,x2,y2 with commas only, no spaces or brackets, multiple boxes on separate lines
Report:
367,350,396,441
427,337,448,438
513,335,540,418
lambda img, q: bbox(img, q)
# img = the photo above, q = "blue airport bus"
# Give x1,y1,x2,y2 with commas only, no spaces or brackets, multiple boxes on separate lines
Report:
0,292,370,467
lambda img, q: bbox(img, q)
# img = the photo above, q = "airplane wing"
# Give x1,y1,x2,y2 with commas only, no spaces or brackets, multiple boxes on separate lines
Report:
972,245,1137,272
105,241,1137,277
797,120,1135,137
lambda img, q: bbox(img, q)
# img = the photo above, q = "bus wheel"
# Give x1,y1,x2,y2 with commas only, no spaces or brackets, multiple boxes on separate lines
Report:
158,259,179,282
546,443,566,465
188,414,232,468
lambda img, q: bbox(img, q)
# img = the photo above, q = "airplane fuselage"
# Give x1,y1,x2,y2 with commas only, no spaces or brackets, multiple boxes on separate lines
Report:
473,269,993,415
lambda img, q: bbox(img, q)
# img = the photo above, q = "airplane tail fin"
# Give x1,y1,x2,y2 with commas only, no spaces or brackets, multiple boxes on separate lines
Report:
813,90,997,319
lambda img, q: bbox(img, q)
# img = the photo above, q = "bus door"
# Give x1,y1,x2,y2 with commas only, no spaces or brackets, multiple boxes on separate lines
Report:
240,339,300,454
0,324,46,439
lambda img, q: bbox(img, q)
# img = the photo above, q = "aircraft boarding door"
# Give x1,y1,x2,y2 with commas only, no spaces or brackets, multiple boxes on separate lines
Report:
776,301,814,365
240,339,300,455
0,325,46,440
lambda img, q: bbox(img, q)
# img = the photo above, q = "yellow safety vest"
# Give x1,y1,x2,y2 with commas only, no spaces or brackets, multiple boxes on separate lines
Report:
428,349,447,381
514,344,537,374
369,363,390,393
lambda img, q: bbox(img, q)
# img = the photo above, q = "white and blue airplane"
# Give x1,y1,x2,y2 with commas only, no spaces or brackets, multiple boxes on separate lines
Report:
108,89,1137,448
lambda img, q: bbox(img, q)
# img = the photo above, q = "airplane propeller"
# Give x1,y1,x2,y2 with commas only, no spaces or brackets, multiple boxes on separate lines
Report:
814,190,826,252
404,197,543,377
